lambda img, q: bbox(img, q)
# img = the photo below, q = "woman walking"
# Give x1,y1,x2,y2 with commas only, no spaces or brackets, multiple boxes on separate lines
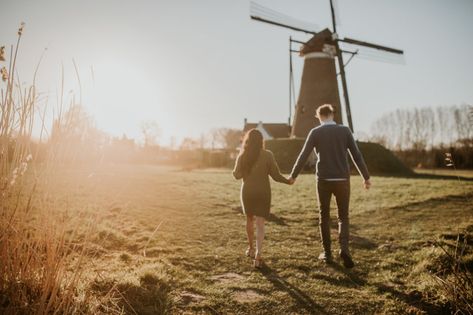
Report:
233,129,292,268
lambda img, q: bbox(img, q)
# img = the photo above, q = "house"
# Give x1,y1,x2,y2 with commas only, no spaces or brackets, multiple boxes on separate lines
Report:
243,118,291,140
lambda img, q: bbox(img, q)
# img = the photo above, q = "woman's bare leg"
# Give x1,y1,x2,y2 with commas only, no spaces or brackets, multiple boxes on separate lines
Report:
246,214,255,251
255,216,265,258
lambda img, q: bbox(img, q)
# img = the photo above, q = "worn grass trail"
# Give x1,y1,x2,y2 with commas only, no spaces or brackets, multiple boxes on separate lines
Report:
51,165,473,314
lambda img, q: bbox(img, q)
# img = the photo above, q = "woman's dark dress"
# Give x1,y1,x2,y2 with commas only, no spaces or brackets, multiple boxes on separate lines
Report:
232,149,289,218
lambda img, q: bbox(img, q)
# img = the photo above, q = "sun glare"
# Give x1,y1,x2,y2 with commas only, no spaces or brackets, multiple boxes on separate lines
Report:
1,1,473,314
88,59,168,141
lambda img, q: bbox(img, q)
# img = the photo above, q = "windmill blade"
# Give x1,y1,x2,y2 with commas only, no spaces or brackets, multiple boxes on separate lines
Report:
355,49,406,65
250,1,319,34
340,42,406,65
331,0,342,27
339,37,403,55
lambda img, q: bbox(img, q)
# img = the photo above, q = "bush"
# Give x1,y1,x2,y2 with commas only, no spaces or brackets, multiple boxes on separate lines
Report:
395,147,473,169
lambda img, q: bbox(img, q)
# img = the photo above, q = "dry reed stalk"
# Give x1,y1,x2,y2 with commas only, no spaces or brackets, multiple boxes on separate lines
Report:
429,153,473,314
143,220,164,258
434,236,473,314
0,23,119,314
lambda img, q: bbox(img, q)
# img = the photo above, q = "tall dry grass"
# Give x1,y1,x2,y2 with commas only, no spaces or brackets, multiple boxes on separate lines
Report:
0,23,119,314
430,153,473,314
434,233,473,315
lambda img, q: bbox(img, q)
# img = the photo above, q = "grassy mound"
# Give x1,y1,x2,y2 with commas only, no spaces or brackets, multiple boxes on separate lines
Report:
356,142,414,177
265,138,306,173
265,138,413,176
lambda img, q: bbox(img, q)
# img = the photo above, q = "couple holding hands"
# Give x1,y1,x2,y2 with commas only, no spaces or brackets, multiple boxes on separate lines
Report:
233,104,371,268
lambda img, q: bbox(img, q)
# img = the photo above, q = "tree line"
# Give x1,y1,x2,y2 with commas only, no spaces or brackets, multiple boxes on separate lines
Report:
41,102,473,169
370,104,473,168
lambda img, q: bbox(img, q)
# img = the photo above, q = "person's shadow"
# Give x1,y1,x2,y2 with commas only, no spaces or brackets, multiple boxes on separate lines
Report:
259,265,328,314
325,262,367,287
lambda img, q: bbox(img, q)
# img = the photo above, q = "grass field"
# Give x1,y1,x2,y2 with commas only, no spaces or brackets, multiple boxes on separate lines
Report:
414,168,473,179
43,165,473,314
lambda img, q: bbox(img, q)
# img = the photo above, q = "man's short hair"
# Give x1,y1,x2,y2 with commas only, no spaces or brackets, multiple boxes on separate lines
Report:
316,104,335,117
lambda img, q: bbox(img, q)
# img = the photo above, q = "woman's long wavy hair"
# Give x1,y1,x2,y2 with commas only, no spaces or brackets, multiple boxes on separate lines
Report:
239,128,264,176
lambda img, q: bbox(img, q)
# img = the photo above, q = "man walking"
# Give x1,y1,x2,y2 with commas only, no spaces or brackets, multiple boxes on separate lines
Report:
289,104,371,268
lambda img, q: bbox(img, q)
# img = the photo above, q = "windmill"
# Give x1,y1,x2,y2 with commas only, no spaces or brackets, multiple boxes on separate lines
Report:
250,0,404,137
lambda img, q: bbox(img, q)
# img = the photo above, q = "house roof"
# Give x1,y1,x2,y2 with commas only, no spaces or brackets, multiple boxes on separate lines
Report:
243,122,291,139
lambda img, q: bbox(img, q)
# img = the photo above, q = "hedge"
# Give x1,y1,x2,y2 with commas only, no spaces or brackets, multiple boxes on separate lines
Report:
265,138,413,177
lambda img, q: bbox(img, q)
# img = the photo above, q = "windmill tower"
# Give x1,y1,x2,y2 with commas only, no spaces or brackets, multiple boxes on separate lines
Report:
291,28,342,137
250,0,404,138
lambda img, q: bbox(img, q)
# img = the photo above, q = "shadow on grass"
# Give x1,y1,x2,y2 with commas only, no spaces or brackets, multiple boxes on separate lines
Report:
326,263,367,287
325,263,448,313
374,283,449,314
231,205,288,226
325,223,377,250
90,273,170,315
266,213,288,226
260,265,327,315
387,192,473,212
350,234,378,250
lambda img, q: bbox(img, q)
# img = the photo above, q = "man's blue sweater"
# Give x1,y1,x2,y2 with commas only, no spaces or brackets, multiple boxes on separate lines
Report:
290,123,370,181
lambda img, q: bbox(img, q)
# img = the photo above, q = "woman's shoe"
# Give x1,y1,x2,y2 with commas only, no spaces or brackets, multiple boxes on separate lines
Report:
253,256,264,269
245,247,255,258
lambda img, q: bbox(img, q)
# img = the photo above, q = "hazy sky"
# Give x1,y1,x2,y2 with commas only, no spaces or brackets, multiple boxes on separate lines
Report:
1,0,472,144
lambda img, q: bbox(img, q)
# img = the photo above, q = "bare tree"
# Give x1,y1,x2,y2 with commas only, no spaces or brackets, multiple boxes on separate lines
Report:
209,128,225,149
436,106,447,147
209,128,242,149
371,104,473,150
169,136,176,150
370,104,473,168
180,137,200,150
50,104,108,162
454,104,473,147
223,129,242,149
395,109,405,150
370,114,390,148
140,120,161,147
421,107,436,149
199,133,210,149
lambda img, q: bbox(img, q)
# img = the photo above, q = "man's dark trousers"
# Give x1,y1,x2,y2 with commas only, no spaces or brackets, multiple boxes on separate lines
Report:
317,179,350,255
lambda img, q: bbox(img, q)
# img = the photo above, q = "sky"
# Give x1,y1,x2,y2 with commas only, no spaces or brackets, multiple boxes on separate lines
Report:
1,0,472,145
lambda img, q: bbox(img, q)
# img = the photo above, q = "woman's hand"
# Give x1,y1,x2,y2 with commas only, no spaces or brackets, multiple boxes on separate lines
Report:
287,176,296,185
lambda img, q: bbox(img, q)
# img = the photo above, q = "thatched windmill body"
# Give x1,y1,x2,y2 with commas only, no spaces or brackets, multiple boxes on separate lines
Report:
250,1,404,138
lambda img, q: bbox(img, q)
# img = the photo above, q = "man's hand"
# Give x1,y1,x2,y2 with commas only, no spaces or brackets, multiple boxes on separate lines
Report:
288,176,296,185
363,179,371,190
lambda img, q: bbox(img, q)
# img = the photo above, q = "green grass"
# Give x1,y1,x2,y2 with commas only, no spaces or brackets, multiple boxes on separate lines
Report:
45,165,473,314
